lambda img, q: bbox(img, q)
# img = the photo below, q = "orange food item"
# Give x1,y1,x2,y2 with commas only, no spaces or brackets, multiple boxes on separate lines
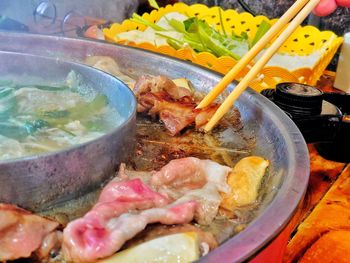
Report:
299,230,350,263
284,165,350,262
220,156,269,211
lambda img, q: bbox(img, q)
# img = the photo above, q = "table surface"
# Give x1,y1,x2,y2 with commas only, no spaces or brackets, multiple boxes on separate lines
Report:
283,74,350,262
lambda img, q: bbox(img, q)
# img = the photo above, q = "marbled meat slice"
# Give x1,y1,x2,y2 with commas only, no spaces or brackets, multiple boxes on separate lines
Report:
0,203,59,261
151,157,231,225
62,177,197,263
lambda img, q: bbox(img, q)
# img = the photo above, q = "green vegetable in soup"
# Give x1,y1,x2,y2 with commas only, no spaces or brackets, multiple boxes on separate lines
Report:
0,122,28,139
0,73,122,160
0,87,17,120
15,84,70,92
0,119,49,139
37,94,108,126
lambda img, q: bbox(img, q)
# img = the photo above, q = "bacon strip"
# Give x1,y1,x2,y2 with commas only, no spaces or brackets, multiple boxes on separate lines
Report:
195,104,220,128
134,75,192,100
62,177,197,262
0,203,59,261
153,100,197,136
134,75,219,135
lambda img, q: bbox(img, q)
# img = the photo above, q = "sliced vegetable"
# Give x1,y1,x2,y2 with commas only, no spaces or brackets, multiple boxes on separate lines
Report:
130,13,166,31
0,87,17,120
124,9,272,61
98,232,200,263
37,95,108,126
0,119,49,139
0,122,29,139
128,14,245,59
23,119,50,134
218,8,227,36
148,0,160,9
249,20,271,48
195,19,241,59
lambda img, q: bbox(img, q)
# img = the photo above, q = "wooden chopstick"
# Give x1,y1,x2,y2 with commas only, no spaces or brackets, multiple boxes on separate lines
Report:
196,0,312,110
204,0,321,132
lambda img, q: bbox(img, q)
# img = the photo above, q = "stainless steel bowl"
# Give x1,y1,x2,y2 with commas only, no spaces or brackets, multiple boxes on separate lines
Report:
0,32,309,262
0,51,137,211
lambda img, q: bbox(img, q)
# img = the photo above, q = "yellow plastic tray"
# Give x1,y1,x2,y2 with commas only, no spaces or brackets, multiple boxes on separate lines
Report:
103,3,343,92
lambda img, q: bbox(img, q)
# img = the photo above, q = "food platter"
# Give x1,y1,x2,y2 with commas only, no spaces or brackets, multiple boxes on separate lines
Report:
0,31,309,262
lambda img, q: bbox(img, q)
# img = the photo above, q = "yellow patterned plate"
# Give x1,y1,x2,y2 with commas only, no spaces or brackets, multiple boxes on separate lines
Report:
103,3,343,92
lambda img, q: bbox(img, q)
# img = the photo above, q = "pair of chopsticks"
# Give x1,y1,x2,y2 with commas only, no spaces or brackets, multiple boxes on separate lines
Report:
197,0,321,132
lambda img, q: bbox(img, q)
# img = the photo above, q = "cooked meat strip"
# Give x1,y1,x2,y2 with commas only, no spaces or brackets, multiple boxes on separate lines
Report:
195,104,220,128
137,91,173,113
151,157,231,225
62,177,197,263
151,157,231,196
175,183,223,225
35,231,63,260
117,163,152,184
104,201,197,248
81,177,169,224
152,100,197,136
138,91,198,136
124,223,218,251
133,75,153,98
97,178,168,210
120,157,231,225
151,157,208,192
0,203,59,261
134,75,192,100
134,75,220,135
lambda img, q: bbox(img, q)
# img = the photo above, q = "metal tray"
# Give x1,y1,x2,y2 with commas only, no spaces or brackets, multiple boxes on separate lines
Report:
0,32,309,262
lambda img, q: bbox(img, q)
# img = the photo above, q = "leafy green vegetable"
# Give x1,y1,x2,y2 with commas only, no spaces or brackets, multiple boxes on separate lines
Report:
0,119,49,139
183,17,197,32
0,122,29,139
41,110,70,119
13,84,70,91
128,11,270,60
37,95,108,126
85,119,107,132
156,33,184,49
250,20,271,48
130,13,165,31
0,87,17,120
23,119,49,134
218,8,227,36
183,18,241,59
148,0,160,9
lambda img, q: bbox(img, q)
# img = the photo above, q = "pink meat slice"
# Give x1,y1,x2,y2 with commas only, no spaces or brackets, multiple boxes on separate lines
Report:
0,203,59,261
151,157,231,225
151,157,208,193
94,178,169,220
104,201,197,254
62,178,197,262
